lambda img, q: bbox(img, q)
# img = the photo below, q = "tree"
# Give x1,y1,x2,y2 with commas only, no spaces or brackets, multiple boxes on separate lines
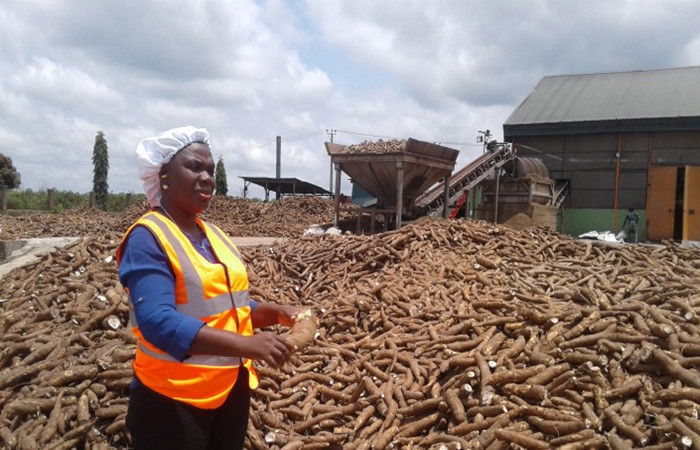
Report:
92,131,110,209
0,153,21,191
215,155,228,196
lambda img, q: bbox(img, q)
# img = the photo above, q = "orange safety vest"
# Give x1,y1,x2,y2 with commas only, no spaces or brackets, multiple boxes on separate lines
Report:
116,211,259,409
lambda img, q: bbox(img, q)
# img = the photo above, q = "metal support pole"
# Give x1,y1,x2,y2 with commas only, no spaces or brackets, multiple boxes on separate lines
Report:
276,136,281,200
442,174,450,218
327,130,335,192
276,136,281,178
395,161,404,229
494,169,500,224
613,133,623,232
466,189,471,219
334,162,341,226
644,134,653,242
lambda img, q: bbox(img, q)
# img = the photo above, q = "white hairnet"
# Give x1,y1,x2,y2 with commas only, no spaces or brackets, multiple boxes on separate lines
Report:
136,126,210,207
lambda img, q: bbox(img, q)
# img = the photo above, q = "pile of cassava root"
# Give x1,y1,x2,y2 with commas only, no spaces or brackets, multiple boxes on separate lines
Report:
0,196,358,240
1,206,700,449
343,139,407,154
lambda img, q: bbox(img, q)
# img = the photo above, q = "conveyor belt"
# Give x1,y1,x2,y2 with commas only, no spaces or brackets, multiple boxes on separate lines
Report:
414,143,515,215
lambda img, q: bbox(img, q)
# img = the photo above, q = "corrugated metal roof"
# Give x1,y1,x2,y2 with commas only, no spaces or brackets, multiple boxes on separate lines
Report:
505,66,700,126
239,177,330,195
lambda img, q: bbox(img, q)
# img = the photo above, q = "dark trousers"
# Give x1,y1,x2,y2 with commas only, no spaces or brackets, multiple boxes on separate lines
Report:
126,368,250,450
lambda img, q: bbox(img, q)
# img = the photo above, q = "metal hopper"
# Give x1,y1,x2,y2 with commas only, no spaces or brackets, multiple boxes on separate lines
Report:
325,138,460,228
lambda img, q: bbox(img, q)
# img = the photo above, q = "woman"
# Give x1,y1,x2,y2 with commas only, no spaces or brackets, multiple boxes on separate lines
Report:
117,126,298,449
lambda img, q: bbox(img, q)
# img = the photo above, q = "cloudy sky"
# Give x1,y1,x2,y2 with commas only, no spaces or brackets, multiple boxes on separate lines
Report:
2,0,699,198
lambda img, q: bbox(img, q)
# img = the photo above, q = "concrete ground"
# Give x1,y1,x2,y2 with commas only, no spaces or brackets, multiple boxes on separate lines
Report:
0,236,284,280
682,240,700,249
0,237,81,280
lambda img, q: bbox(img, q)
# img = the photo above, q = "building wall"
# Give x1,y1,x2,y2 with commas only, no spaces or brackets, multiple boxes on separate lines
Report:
506,129,700,241
651,131,700,166
510,133,649,209
558,208,646,239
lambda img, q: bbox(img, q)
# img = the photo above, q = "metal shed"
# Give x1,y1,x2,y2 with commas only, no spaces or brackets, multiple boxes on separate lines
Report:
240,177,331,202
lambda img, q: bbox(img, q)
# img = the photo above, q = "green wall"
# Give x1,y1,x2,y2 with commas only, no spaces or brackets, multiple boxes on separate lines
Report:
559,208,646,240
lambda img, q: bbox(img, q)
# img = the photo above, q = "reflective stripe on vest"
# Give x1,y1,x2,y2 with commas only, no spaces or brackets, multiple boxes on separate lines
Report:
137,341,244,366
128,290,250,326
141,213,212,309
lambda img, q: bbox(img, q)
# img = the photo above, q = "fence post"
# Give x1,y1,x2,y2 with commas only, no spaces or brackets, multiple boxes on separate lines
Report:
0,189,6,212
126,193,133,208
47,189,55,211
89,192,96,208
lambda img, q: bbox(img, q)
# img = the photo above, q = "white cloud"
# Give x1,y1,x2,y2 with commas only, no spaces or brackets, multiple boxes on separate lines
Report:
682,36,700,65
0,0,699,197
16,57,123,111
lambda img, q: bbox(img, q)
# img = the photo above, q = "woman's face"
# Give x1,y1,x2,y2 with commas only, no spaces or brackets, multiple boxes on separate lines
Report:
162,143,215,215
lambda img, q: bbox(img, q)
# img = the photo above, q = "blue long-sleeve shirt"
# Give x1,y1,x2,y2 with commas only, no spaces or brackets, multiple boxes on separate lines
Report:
118,225,257,362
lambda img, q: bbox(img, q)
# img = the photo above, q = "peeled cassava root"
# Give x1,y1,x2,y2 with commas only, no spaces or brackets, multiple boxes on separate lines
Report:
285,310,318,352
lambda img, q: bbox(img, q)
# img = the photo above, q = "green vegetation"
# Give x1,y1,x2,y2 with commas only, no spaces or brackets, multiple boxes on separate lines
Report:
92,131,110,210
0,153,21,191
101,192,143,212
215,155,228,196
2,189,145,213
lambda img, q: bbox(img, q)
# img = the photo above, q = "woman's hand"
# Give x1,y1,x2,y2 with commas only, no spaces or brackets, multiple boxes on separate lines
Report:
245,332,295,368
189,325,295,368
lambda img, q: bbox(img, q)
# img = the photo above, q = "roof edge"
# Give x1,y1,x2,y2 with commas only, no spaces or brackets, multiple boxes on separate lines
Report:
540,65,700,81
504,117,700,138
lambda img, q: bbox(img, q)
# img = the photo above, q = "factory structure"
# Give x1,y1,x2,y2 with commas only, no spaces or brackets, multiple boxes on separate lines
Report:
503,66,700,242
242,67,699,244
322,66,699,243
